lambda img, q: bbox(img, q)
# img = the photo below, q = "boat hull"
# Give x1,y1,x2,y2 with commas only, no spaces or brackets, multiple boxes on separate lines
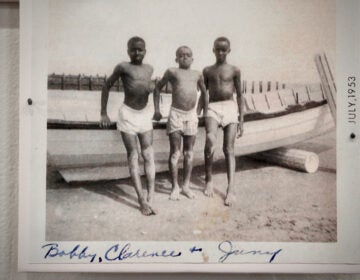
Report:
47,104,334,182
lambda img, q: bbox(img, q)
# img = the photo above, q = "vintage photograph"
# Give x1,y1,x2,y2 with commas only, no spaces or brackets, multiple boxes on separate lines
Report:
45,0,336,242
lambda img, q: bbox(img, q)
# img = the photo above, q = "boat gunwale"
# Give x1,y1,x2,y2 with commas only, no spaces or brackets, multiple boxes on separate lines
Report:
47,100,327,130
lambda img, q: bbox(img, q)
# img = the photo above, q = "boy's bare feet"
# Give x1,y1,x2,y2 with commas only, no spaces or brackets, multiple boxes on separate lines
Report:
224,193,236,207
169,185,181,200
139,200,157,215
181,185,195,199
204,182,214,197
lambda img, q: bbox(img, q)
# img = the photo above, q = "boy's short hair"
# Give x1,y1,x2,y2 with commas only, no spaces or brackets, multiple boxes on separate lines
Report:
214,37,231,47
127,36,146,48
175,46,192,57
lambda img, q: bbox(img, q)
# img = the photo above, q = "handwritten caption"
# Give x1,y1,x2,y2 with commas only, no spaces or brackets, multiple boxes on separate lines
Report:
41,241,282,264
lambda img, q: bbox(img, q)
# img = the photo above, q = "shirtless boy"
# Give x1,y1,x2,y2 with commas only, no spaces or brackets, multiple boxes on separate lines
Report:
100,37,156,216
153,46,207,200
203,37,244,206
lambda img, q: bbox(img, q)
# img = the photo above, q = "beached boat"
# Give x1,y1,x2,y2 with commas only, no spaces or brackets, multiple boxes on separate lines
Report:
47,83,334,182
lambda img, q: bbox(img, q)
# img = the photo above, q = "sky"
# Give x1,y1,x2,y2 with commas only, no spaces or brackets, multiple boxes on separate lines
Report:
48,0,336,83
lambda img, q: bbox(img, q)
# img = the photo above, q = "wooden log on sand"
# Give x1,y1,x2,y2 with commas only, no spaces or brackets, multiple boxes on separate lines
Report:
250,148,319,173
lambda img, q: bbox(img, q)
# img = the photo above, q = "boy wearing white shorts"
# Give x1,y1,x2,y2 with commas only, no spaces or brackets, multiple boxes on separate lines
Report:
203,37,244,207
100,37,156,216
153,46,207,200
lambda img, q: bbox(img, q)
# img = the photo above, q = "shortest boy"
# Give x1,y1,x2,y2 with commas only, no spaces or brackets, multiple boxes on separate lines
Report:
153,46,207,200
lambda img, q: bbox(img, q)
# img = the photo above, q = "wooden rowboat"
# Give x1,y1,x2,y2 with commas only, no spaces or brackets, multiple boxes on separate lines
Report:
47,84,334,182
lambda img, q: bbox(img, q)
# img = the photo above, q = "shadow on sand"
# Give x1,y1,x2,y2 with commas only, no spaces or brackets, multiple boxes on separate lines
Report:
47,156,268,207
46,140,332,210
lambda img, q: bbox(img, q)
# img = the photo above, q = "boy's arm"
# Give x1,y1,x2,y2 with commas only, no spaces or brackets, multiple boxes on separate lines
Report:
153,70,170,121
199,68,210,116
100,64,122,128
234,68,244,137
196,74,208,116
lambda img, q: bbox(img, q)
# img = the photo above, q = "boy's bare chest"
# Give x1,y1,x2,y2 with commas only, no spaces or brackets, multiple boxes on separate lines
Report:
123,66,152,82
171,70,198,85
207,68,234,83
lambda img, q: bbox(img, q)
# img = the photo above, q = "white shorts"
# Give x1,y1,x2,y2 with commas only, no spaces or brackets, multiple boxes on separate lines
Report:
117,103,153,135
167,106,198,136
207,99,239,127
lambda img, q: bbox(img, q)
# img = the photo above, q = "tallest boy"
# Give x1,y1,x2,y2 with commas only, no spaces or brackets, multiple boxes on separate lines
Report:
100,37,156,216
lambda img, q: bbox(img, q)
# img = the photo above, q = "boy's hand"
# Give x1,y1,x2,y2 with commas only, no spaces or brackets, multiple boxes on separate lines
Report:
100,114,111,128
237,120,244,138
153,111,162,121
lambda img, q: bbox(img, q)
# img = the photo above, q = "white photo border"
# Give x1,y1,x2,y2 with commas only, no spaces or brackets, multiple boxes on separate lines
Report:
18,0,360,273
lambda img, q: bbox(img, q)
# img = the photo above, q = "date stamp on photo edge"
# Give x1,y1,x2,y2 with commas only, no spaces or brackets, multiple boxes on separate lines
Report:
347,76,357,139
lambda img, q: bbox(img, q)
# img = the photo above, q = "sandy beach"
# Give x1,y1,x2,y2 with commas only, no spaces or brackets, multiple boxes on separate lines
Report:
46,131,336,242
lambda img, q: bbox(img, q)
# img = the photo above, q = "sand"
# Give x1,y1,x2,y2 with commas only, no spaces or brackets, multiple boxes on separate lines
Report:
46,131,336,242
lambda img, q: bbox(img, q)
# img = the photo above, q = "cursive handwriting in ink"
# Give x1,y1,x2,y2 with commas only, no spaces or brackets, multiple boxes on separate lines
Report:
104,243,182,261
42,243,97,262
218,240,282,263
189,246,203,253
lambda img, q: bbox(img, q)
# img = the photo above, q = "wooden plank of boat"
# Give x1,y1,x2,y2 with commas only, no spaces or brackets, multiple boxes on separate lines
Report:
56,153,205,182
264,91,285,112
308,88,325,102
252,93,270,112
293,86,310,104
315,53,336,123
244,95,256,111
278,88,297,107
